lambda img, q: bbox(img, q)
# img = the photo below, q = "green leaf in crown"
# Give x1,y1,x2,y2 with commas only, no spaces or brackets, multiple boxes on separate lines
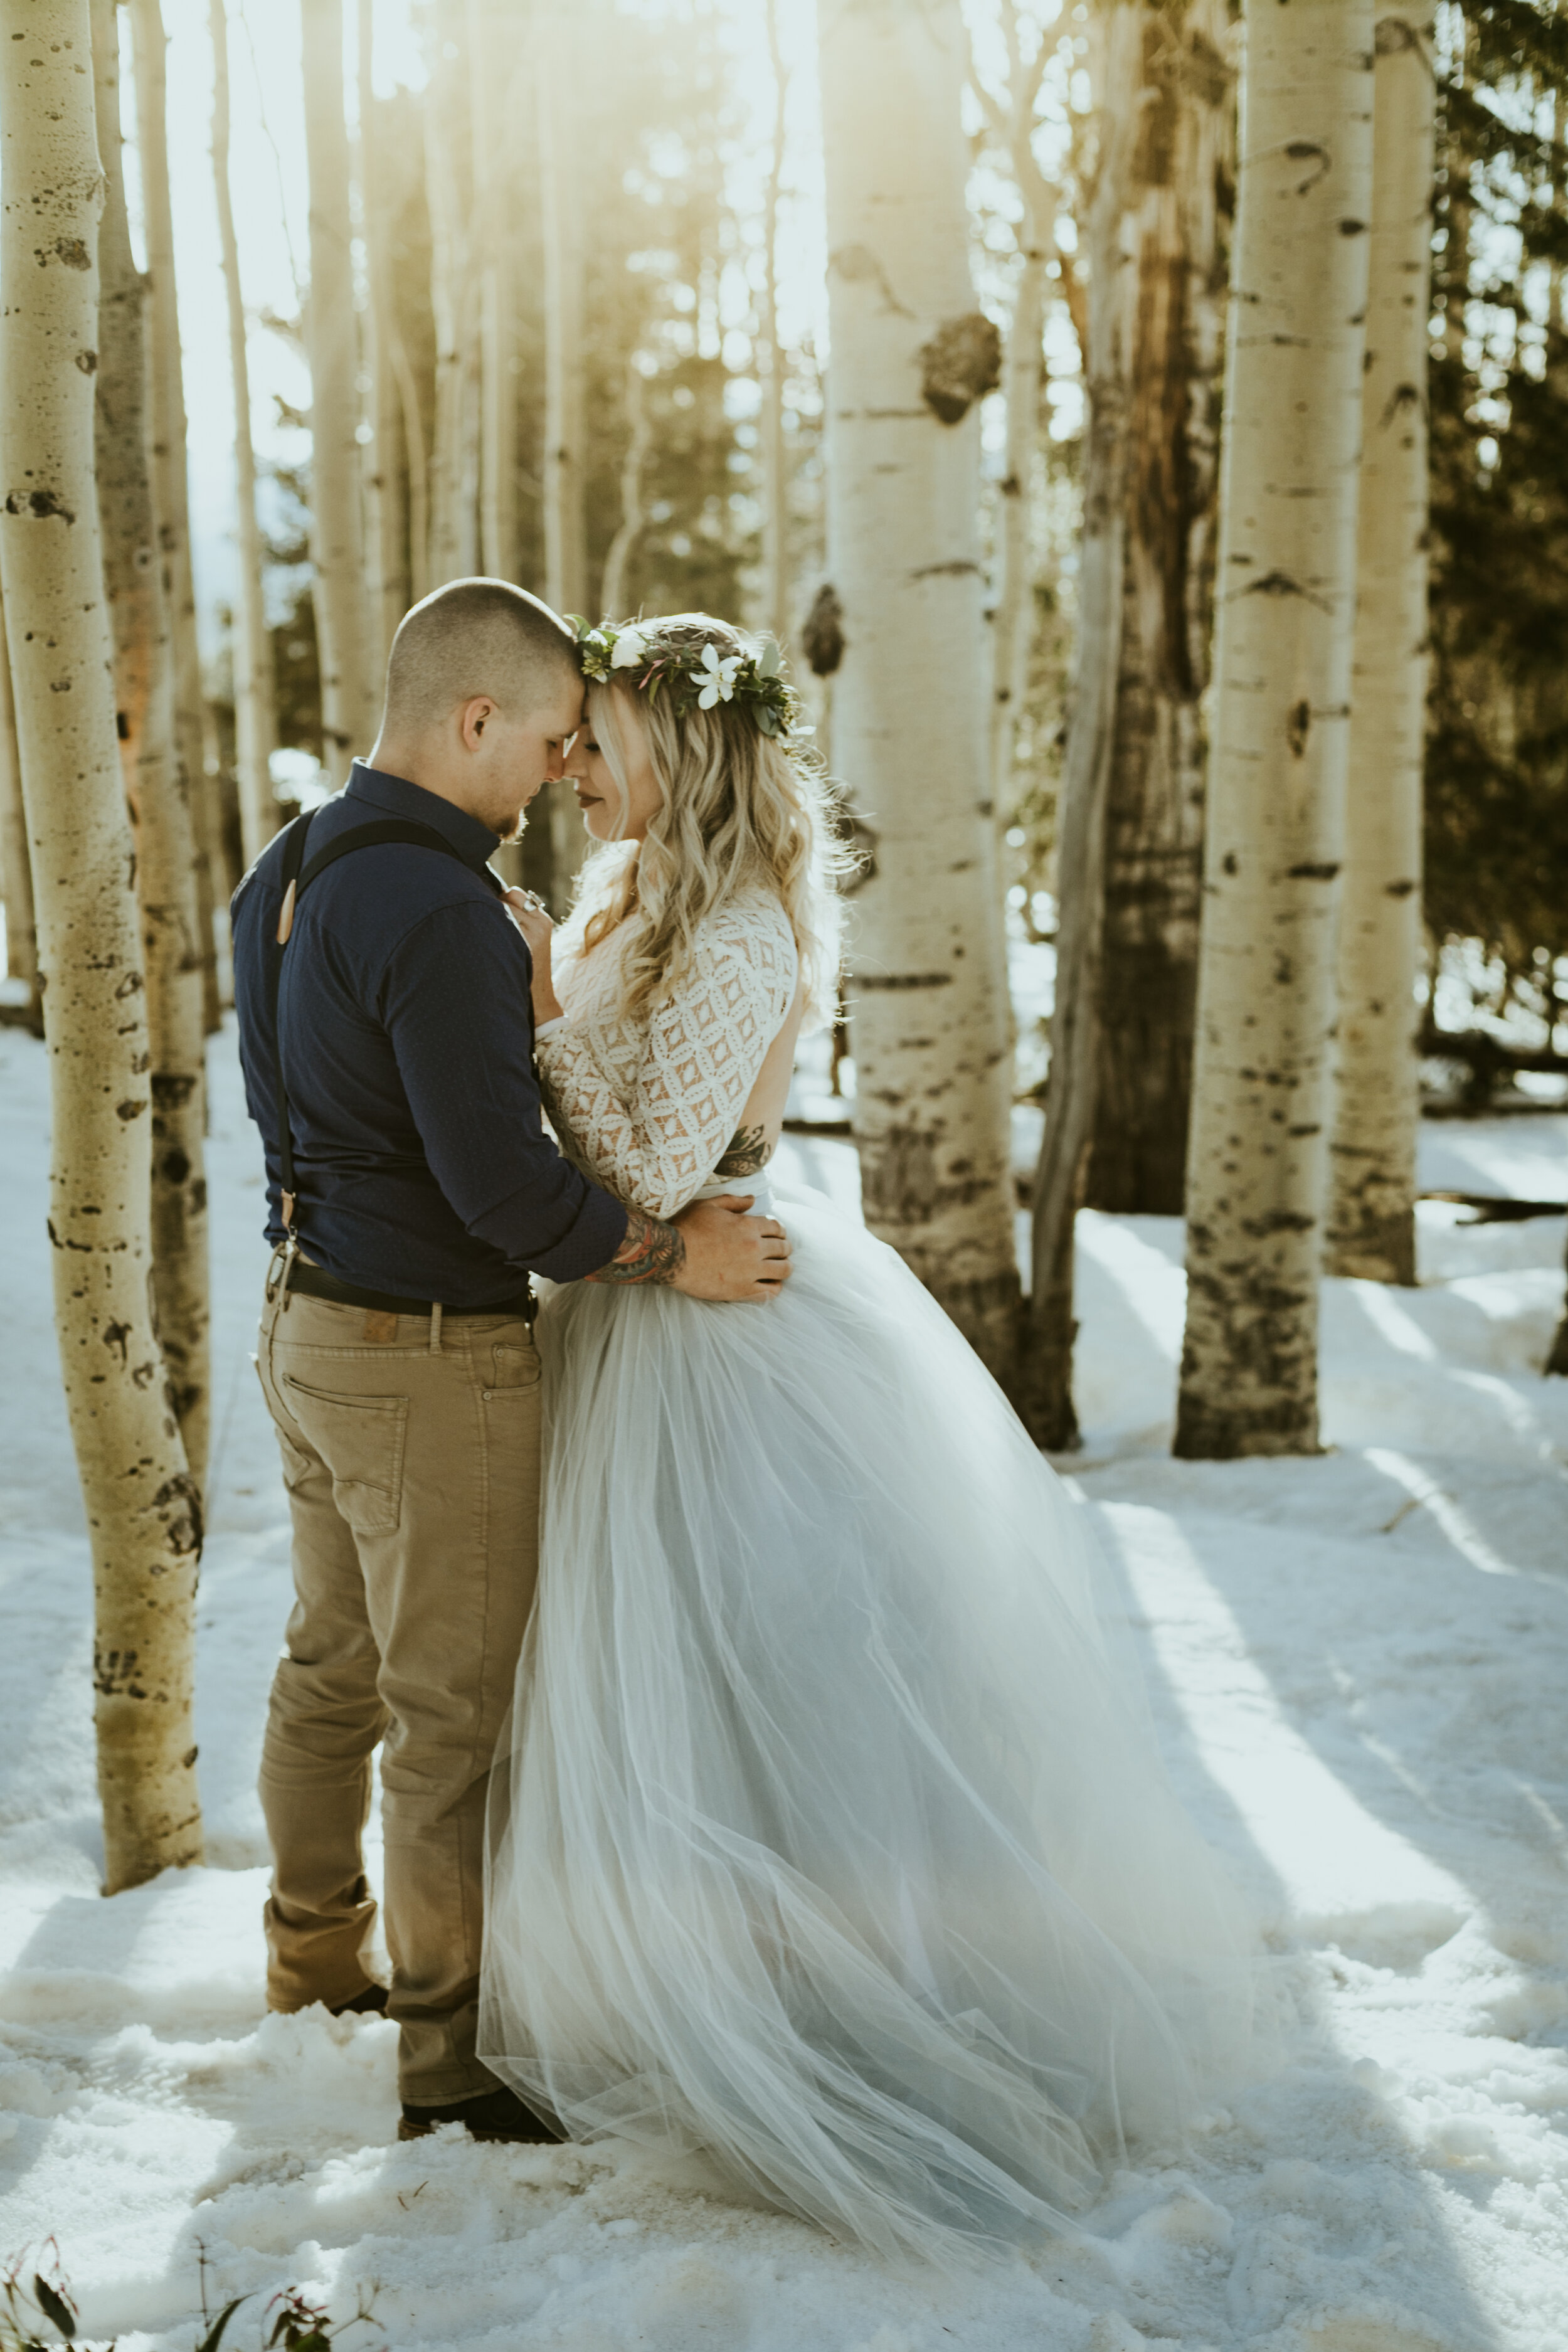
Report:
568,615,810,741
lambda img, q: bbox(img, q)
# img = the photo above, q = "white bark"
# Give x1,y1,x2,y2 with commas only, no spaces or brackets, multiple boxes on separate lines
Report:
1020,2,1144,1448
1175,0,1375,1460
392,319,430,610
759,0,790,647
1,0,202,1891
354,0,395,674
426,38,478,588
1327,4,1434,1285
94,0,209,1485
600,356,652,619
0,576,37,1005
128,0,220,1028
538,11,587,617
302,0,378,780
536,8,589,894
818,0,1019,1380
469,0,517,584
211,0,277,867
976,8,1053,830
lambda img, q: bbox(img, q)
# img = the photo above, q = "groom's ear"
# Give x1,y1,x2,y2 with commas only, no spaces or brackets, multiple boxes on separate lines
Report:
458,695,498,750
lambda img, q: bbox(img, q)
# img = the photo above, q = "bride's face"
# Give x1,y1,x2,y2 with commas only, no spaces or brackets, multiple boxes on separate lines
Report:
566,699,664,843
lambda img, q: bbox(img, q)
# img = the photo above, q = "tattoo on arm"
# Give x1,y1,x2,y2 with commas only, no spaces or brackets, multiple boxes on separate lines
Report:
586,1206,687,1286
714,1123,775,1180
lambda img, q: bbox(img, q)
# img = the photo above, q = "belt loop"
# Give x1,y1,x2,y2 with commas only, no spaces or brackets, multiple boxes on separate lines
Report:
428,1300,443,1356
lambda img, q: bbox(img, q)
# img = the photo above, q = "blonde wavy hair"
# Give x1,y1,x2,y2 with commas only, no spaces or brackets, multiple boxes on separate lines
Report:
573,613,849,1028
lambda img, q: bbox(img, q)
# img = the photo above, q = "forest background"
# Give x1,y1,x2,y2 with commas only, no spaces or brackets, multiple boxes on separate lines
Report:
1,0,1567,1892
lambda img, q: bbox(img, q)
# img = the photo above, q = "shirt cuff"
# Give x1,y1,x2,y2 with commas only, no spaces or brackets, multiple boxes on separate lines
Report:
533,1015,567,1044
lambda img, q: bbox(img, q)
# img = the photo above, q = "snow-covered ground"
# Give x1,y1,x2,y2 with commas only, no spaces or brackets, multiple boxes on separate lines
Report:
2,1022,1566,2352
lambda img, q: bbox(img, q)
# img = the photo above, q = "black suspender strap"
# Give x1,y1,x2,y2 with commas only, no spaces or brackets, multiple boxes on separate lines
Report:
270,810,315,1236
268,812,504,1239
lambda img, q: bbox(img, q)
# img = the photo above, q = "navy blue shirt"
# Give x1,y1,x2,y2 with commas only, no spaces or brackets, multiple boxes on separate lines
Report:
232,761,628,1305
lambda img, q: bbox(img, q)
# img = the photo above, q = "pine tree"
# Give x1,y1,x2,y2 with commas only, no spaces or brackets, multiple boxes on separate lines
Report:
1426,1,1568,1028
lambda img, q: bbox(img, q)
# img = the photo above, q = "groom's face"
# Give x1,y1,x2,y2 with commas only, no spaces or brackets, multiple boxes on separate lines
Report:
468,672,588,840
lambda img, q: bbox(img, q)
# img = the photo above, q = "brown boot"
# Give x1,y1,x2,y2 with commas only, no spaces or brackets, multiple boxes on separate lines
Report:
328,1984,389,2018
398,2084,563,2145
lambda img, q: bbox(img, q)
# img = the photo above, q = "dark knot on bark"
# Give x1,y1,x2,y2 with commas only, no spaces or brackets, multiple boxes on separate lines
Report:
801,582,845,677
918,313,1002,425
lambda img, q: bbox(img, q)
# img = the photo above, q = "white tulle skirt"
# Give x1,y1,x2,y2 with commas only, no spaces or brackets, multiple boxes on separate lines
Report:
479,1182,1269,2264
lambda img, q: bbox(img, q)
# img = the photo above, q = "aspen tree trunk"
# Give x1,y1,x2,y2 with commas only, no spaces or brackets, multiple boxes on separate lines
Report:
129,0,220,1030
1087,0,1231,1216
302,0,377,781
94,0,209,1485
470,0,517,583
978,5,1052,831
538,9,589,895
357,40,411,662
211,0,278,868
538,14,587,617
426,34,477,587
818,0,1019,1381
1,1,202,1890
395,338,429,608
369,77,426,613
1018,3,1144,1449
354,0,388,674
0,581,39,1018
759,0,790,647
600,357,650,618
1327,3,1434,1285
1174,0,1374,1460
1548,1254,1568,1377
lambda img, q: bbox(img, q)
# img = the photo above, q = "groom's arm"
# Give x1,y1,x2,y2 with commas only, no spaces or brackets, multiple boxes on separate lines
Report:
381,898,792,1297
586,1207,687,1285
381,897,629,1280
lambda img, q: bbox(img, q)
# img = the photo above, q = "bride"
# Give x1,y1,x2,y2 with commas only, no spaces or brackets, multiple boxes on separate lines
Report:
479,613,1268,2264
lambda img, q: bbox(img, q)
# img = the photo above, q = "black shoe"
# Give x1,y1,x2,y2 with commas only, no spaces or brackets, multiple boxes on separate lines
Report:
329,1983,389,2018
397,2084,564,2145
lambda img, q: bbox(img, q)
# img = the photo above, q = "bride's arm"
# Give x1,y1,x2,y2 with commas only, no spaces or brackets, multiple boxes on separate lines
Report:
535,911,797,1222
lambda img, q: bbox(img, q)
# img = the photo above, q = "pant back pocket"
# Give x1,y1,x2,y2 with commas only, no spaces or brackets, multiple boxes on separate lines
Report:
282,1376,410,1537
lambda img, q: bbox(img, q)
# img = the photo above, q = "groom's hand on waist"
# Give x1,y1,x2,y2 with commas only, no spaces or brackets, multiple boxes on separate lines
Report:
585,1197,792,1301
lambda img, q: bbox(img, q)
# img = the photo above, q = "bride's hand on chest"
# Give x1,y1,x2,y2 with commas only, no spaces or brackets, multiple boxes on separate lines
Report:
504,889,566,1025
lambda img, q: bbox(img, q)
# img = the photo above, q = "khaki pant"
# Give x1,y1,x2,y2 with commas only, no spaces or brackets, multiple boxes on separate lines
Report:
255,1271,541,2106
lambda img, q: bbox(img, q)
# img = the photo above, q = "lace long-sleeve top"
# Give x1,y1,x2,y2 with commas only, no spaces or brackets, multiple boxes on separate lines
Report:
535,884,798,1222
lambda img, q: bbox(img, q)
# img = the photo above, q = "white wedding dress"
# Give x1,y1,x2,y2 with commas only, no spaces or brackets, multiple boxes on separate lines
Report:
479,880,1268,2264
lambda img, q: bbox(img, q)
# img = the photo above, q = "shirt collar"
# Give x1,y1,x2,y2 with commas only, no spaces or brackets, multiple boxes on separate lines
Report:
346,760,501,872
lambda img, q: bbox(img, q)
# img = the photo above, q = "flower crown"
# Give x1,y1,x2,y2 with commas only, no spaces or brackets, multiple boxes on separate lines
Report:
568,615,807,741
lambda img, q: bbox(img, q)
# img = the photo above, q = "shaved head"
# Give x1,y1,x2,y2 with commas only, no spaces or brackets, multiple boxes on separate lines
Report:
381,577,581,735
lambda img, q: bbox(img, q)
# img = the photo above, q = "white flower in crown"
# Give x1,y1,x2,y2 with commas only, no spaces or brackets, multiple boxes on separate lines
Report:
696,643,743,707
611,627,649,669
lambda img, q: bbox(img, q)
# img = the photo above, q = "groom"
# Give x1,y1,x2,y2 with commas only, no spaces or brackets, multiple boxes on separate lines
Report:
231,579,791,2146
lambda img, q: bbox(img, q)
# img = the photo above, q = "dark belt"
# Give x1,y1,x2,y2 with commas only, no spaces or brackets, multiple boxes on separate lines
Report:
281,1256,536,1324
